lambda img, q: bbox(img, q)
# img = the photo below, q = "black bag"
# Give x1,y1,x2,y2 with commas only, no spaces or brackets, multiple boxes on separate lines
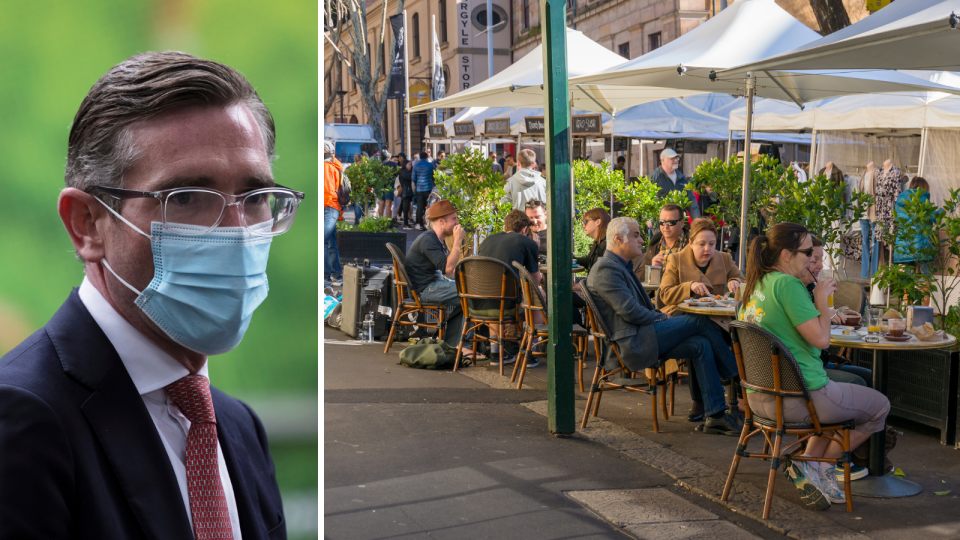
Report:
336,170,352,207
399,338,457,369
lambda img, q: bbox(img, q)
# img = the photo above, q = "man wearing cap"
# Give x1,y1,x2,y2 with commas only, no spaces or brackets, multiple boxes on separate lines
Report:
649,149,701,218
404,199,471,354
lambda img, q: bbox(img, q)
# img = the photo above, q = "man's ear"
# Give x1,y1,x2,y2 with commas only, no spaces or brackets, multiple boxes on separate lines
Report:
59,188,107,263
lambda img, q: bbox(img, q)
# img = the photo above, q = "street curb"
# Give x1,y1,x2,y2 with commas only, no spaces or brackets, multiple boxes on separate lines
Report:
518,400,870,540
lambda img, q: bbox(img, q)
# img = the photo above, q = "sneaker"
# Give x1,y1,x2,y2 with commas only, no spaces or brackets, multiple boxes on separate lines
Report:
834,464,868,482
818,466,847,504
702,414,742,436
330,278,343,286
525,358,541,368
782,458,831,511
489,352,517,366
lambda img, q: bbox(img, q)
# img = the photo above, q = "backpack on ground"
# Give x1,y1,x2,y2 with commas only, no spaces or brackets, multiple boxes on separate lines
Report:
399,338,457,369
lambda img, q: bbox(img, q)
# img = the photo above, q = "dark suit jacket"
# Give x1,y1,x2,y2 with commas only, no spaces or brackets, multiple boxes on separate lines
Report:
586,251,665,371
0,290,285,540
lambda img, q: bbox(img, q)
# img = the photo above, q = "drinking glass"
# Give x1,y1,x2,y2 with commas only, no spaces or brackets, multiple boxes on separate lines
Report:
867,308,882,335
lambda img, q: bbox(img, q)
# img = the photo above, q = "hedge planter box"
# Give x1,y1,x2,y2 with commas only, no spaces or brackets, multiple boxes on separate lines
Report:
847,347,959,445
336,231,406,265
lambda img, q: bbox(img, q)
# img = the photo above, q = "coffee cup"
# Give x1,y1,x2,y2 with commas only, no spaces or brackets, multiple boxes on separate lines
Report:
888,318,906,337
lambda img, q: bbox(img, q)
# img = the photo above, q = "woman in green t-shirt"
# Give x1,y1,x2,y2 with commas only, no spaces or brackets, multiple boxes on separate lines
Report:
738,222,890,510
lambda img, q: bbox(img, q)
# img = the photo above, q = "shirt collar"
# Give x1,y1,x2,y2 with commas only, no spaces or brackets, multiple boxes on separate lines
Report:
78,276,207,395
608,250,632,270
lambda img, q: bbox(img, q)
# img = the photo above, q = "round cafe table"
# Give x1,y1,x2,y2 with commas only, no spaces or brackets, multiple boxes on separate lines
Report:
828,331,957,498
676,303,737,317
539,264,586,274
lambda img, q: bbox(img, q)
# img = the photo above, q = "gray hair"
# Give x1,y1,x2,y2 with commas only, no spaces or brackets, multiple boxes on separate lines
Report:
66,51,276,212
606,216,637,247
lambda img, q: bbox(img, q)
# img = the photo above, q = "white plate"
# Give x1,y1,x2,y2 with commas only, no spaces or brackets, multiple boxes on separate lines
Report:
830,329,863,340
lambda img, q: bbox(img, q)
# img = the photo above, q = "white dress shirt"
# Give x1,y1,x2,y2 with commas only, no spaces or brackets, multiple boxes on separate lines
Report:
79,277,242,539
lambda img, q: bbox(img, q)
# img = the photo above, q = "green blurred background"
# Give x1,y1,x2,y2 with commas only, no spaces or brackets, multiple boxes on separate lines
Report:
0,0,318,537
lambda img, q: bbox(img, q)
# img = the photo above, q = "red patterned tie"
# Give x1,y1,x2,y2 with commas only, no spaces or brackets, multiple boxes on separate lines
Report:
165,375,234,540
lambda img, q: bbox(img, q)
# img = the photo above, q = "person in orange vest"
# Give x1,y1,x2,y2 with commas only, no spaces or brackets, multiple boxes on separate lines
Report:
324,140,345,286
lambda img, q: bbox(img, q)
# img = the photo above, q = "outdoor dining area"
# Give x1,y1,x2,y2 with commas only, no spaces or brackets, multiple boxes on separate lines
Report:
323,0,960,524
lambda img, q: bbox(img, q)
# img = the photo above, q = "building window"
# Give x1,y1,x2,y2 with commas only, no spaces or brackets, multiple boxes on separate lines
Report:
523,0,530,29
439,0,448,43
648,32,662,52
618,42,630,59
413,13,421,58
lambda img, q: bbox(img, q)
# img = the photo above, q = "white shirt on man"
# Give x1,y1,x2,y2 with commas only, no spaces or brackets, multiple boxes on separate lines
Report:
78,277,242,539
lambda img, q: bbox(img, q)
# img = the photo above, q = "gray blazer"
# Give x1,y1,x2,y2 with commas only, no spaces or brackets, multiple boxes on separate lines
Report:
586,251,665,371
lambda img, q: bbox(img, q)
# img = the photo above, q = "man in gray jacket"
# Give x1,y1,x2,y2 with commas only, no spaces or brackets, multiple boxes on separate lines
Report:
649,148,701,218
502,148,546,209
586,216,740,435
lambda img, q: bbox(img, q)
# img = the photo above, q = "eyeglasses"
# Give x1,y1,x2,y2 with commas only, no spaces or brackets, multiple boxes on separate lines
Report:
793,247,815,257
658,219,681,227
86,185,306,236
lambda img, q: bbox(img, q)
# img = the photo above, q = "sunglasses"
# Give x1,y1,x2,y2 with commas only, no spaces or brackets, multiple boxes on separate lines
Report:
793,247,815,257
658,219,681,227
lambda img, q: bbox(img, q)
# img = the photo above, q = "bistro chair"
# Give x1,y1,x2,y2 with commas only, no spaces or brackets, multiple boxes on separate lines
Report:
452,257,523,374
835,281,867,315
578,284,666,433
509,262,590,390
721,320,854,519
383,243,447,354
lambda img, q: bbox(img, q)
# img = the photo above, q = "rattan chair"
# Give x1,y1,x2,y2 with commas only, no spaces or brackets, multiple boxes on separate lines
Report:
721,320,855,519
578,284,666,433
383,243,448,354
452,256,523,373
509,262,590,390
835,281,866,315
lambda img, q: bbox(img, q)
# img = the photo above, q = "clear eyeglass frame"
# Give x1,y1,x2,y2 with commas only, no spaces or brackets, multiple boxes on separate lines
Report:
85,184,306,237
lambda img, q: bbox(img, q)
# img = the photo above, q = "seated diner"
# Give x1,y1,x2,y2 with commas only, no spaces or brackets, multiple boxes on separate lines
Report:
576,208,610,273
738,222,890,510
657,218,744,314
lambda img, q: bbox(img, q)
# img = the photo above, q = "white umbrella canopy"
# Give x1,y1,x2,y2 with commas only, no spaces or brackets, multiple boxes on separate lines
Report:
720,0,960,72
407,28,634,113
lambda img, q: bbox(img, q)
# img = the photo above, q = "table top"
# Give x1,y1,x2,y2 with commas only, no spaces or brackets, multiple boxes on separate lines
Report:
539,265,586,274
677,303,738,316
829,332,957,351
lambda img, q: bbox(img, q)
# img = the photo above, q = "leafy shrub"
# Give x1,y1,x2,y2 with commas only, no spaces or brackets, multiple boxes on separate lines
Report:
433,148,509,244
335,216,397,233
343,157,397,217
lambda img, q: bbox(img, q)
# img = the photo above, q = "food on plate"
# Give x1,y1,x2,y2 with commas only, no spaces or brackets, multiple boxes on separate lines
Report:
699,297,715,302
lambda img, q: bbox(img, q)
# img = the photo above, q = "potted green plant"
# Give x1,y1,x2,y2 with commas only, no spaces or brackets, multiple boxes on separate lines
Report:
433,148,510,252
765,171,872,279
336,157,406,263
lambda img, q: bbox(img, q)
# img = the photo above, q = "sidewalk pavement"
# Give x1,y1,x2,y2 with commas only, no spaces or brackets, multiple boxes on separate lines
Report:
324,326,789,540
325,324,960,539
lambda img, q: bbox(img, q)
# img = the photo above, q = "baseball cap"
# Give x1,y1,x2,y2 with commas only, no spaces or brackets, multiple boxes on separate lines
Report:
661,148,680,159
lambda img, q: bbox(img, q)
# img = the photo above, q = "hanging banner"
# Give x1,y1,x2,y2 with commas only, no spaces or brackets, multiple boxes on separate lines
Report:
457,0,474,90
388,14,406,99
432,29,445,101
409,81,431,107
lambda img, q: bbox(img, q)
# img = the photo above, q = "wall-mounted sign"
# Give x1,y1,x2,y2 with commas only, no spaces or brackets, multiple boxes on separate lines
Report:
427,124,447,138
604,137,630,152
524,116,545,135
484,118,511,135
572,114,603,135
453,121,475,137
409,81,431,107
685,140,708,154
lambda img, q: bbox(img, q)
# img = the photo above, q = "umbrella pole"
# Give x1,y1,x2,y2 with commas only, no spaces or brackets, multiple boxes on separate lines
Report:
737,76,755,270
626,137,632,181
808,129,818,179
727,130,733,160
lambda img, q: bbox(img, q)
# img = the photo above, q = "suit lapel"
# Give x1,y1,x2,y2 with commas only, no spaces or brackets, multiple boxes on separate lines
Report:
50,291,194,540
216,402,265,540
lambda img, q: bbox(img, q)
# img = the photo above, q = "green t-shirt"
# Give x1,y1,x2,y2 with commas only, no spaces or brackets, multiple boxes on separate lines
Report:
737,271,829,391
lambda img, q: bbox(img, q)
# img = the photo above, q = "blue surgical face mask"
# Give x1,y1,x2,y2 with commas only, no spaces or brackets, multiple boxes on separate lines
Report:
95,200,272,356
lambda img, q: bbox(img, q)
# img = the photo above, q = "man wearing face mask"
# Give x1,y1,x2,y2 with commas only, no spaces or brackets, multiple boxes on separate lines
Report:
0,52,299,539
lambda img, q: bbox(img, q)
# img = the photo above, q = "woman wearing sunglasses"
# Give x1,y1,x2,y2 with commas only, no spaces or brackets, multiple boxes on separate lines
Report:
738,222,890,510
657,218,743,315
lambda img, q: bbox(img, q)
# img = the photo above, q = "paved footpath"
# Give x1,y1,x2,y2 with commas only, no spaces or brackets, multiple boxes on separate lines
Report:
324,327,789,540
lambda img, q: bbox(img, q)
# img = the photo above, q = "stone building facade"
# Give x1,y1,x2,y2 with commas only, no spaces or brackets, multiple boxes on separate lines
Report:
324,0,866,155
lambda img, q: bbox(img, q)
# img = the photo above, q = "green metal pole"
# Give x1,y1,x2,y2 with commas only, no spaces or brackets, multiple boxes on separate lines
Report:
540,0,574,434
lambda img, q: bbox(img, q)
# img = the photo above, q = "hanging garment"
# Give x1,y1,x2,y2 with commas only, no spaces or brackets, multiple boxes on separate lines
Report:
875,164,903,235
